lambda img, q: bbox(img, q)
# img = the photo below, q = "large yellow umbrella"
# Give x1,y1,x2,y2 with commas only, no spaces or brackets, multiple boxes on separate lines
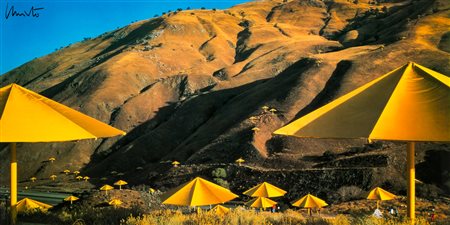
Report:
16,198,52,214
243,182,287,198
274,62,450,220
367,187,397,209
100,184,114,194
245,197,277,209
161,177,239,206
212,205,230,215
114,180,128,190
292,194,328,215
0,83,125,224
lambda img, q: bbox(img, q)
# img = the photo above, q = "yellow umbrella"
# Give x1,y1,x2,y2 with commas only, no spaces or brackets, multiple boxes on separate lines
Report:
48,157,56,163
30,177,37,182
292,194,328,216
114,180,128,190
64,196,79,204
75,175,83,181
100,184,114,194
83,176,90,182
109,199,123,208
73,171,80,176
367,187,397,209
16,198,52,214
161,177,238,206
235,158,245,166
63,169,71,175
172,161,180,167
274,62,449,220
212,205,230,215
246,197,277,209
243,182,287,198
149,188,156,194
0,83,125,224
49,175,57,181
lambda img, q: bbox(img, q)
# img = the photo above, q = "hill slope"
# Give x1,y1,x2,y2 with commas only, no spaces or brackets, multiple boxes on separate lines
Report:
1,0,449,195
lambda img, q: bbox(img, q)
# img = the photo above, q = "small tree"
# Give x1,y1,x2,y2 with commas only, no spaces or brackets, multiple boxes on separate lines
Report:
212,168,227,178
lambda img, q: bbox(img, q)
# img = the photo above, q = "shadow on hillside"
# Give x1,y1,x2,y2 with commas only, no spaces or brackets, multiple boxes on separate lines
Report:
83,58,316,180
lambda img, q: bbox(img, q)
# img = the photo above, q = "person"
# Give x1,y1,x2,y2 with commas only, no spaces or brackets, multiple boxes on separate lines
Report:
430,209,436,222
272,204,276,213
373,208,383,218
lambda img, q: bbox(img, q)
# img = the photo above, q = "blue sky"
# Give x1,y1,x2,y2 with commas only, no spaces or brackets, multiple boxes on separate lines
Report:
1,0,252,75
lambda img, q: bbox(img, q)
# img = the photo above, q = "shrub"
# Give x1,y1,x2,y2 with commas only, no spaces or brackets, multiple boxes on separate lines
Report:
211,168,227,178
336,186,364,202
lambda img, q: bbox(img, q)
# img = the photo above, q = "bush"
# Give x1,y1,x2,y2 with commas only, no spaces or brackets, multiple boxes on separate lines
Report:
211,168,227,178
336,186,364,202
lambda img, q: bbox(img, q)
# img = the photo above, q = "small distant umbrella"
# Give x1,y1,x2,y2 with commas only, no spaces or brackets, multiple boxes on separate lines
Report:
109,199,123,208
292,194,328,215
48,157,56,163
212,205,230,215
64,196,79,204
16,198,52,214
269,108,277,114
246,197,277,209
262,106,269,111
251,127,260,132
243,182,287,198
136,166,143,170
50,175,57,181
73,171,80,176
172,161,180,167
75,176,83,181
63,169,70,175
114,180,128,190
110,171,118,175
367,187,397,209
235,158,245,166
100,184,114,194
249,116,258,122
161,177,238,206
83,176,90,182
30,177,37,182
149,188,156,194
100,177,108,181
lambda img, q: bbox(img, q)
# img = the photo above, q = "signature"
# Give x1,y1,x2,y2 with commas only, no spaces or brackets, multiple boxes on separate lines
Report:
5,2,44,19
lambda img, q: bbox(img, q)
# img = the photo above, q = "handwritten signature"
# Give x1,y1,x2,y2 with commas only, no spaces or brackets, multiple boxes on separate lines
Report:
5,2,44,19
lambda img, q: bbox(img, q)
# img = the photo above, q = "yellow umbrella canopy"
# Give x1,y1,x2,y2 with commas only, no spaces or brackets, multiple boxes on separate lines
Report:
100,184,114,194
0,83,125,223
64,196,79,204
292,194,328,208
109,199,123,206
274,62,449,220
274,62,449,141
212,205,230,215
0,83,126,142
16,198,52,213
245,197,277,209
367,187,397,201
161,177,239,206
243,182,287,198
114,180,128,190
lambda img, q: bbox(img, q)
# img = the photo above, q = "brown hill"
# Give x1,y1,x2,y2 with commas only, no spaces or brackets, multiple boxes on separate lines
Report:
1,0,449,196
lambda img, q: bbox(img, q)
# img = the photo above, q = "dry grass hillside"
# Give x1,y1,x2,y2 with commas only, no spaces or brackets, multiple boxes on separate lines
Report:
1,0,449,196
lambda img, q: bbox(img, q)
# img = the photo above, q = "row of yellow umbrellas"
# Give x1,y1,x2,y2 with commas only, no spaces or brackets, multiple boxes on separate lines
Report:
161,176,398,212
99,180,128,194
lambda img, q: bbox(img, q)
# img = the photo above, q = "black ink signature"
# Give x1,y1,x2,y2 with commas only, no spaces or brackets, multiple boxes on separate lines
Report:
5,2,44,19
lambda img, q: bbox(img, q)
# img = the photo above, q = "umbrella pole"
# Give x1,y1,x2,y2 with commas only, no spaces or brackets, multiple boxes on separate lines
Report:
407,142,415,221
10,142,17,225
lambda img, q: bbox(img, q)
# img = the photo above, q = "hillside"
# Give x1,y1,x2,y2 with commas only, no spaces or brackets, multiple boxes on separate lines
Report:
1,0,449,197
